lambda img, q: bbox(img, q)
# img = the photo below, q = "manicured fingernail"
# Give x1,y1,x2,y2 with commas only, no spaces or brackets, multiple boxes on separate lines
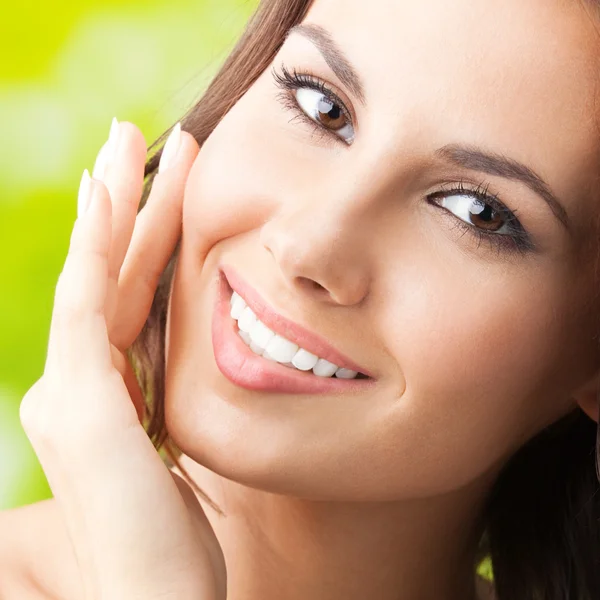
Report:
107,116,120,155
77,169,93,218
92,117,120,180
159,122,182,174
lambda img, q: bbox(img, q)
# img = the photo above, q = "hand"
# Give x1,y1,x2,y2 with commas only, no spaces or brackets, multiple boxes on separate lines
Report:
19,120,226,600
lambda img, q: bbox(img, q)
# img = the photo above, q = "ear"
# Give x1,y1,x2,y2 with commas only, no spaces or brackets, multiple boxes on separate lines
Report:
571,371,600,423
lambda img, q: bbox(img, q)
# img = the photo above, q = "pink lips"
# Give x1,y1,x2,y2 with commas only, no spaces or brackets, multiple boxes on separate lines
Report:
211,265,376,394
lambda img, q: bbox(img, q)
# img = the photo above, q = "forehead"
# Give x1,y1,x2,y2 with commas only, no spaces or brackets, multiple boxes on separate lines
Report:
295,0,600,222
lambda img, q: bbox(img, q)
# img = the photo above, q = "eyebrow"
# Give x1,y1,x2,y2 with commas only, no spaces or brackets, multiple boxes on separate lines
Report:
287,23,367,106
287,24,570,230
435,144,570,229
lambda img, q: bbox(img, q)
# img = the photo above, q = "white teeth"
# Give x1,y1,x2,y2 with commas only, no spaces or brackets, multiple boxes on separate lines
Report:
291,348,319,371
264,335,299,363
312,358,339,377
237,329,251,345
230,291,361,379
262,349,278,361
249,340,265,355
334,367,359,379
248,319,275,350
230,291,247,320
238,306,258,333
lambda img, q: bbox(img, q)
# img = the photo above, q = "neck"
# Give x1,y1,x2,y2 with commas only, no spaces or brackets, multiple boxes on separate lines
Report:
175,453,497,600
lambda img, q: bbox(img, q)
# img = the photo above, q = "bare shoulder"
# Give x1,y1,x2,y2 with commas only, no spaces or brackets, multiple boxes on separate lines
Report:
0,498,84,600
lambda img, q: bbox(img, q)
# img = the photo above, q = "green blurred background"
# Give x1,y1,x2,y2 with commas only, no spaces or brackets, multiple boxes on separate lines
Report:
0,0,258,511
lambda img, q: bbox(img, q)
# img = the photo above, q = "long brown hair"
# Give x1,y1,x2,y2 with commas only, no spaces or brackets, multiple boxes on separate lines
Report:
128,1,600,597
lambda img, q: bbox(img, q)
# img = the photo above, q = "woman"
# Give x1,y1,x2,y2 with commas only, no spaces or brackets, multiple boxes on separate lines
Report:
3,0,600,598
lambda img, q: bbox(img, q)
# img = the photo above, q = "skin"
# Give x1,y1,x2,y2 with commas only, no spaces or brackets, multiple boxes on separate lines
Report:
162,0,600,598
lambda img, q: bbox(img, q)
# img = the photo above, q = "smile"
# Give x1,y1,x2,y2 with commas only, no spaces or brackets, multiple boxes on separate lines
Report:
230,290,365,379
211,265,376,395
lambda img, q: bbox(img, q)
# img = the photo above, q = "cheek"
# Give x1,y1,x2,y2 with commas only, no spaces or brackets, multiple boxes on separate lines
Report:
182,128,264,254
377,255,572,483
181,82,306,254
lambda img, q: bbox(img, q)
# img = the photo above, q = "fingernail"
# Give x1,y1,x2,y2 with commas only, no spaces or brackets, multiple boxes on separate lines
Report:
159,122,182,174
107,116,120,155
77,169,93,218
92,117,120,180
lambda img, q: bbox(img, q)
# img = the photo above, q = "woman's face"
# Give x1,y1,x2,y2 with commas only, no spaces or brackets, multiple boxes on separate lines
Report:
165,0,600,501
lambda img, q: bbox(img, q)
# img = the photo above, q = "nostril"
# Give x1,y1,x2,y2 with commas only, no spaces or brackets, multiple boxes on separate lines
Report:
299,277,327,293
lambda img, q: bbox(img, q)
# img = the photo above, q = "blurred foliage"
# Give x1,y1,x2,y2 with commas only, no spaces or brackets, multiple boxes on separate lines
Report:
0,0,257,511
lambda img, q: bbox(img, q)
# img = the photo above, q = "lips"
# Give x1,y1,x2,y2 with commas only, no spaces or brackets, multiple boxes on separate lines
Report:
221,264,372,376
211,265,377,394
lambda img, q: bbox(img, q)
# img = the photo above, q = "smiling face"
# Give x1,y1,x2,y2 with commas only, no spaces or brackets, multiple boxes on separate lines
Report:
164,0,600,502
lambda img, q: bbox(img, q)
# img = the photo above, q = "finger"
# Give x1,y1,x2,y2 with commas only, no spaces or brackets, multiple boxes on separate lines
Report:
46,173,113,375
97,121,147,285
109,130,200,349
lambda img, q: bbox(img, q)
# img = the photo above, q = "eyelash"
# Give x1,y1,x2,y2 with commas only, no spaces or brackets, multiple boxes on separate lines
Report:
271,63,535,257
272,64,354,145
428,181,535,256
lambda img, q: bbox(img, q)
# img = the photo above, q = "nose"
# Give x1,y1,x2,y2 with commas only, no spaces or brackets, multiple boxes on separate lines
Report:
259,188,374,306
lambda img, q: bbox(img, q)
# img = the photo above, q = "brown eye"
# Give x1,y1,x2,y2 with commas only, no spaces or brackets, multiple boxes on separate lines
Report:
425,182,534,254
468,201,504,231
437,195,508,233
315,97,346,129
295,88,354,142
